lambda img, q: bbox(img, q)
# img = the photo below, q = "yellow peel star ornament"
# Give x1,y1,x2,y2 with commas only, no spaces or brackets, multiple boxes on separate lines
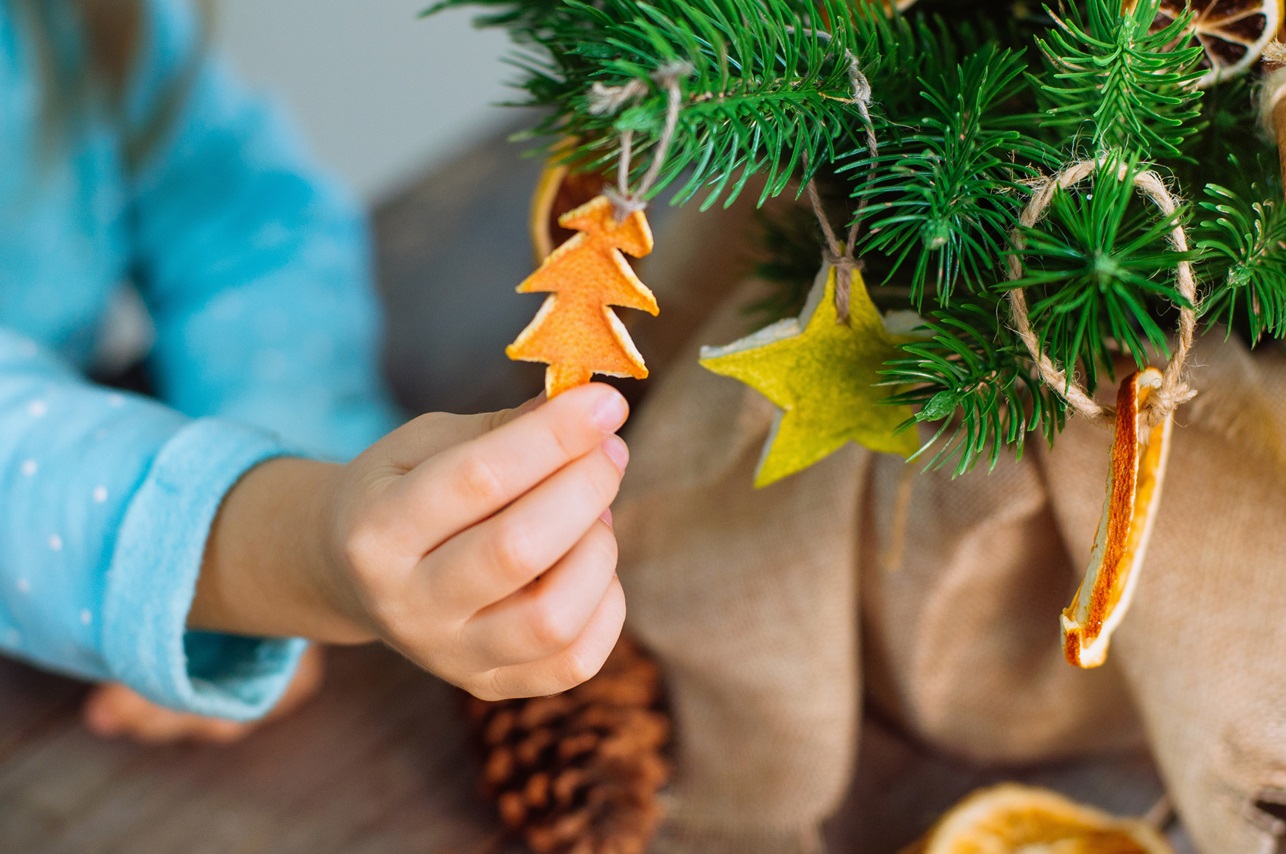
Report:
700,264,920,487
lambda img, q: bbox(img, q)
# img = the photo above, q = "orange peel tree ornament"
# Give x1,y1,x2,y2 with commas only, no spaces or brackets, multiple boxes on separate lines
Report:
505,63,689,398
506,196,659,398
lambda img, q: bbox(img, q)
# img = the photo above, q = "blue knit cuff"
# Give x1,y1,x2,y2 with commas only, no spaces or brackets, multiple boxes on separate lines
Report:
102,418,306,721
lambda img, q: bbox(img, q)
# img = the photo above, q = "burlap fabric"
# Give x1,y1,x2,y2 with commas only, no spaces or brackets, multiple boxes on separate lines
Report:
616,207,1286,853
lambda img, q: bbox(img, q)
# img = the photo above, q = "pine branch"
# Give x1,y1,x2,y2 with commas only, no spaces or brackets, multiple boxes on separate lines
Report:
1197,180,1286,344
1036,0,1205,160
432,0,1283,474
848,45,1051,308
436,0,872,209
1003,154,1193,393
882,298,1067,477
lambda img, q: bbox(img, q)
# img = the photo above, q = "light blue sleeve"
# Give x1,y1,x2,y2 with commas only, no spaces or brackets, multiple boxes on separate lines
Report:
125,0,401,460
0,330,306,720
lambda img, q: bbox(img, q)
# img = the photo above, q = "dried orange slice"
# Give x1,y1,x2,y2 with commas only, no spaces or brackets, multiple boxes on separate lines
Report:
1061,367,1173,669
900,784,1175,854
1137,0,1284,89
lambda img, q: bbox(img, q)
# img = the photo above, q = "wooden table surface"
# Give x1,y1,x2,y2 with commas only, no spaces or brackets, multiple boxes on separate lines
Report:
0,131,1197,854
0,645,1193,853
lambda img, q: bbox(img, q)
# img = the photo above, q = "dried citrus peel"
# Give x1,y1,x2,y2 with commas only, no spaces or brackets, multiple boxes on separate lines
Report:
530,160,569,262
1061,367,1174,669
507,195,659,398
900,783,1174,854
1132,0,1284,89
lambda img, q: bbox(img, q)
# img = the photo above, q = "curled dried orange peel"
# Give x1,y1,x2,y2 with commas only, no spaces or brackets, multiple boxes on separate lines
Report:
1061,367,1174,669
899,784,1174,854
507,195,659,398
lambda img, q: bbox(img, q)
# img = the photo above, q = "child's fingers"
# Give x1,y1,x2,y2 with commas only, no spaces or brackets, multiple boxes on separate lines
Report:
460,520,618,666
477,575,626,701
387,384,628,553
421,439,627,612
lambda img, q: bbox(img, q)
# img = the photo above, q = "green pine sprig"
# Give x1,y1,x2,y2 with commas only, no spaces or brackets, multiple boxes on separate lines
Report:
1197,181,1286,344
882,298,1067,476
848,45,1052,308
846,3,979,122
1036,0,1205,160
433,0,873,209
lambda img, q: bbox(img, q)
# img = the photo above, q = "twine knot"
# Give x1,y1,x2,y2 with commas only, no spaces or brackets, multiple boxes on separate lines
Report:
605,188,650,221
587,79,650,116
1142,379,1196,432
824,251,863,322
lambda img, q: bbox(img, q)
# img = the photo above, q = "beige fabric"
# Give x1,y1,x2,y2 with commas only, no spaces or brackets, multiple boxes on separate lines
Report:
619,223,1286,851
1035,339,1286,854
617,281,864,850
861,434,1145,765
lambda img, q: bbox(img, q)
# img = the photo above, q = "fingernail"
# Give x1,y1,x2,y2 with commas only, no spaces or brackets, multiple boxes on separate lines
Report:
601,435,629,473
591,389,629,432
600,508,614,528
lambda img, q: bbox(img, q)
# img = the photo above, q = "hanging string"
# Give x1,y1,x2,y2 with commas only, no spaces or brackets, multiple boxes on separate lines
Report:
1005,157,1199,430
805,175,861,322
783,27,877,163
587,60,692,221
791,27,876,323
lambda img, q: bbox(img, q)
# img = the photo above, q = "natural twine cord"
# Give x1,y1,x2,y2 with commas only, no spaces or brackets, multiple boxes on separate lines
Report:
794,29,877,324
1005,158,1199,430
588,61,692,221
805,176,863,322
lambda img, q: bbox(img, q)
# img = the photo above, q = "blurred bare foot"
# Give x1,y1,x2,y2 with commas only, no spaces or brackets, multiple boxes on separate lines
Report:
81,644,325,745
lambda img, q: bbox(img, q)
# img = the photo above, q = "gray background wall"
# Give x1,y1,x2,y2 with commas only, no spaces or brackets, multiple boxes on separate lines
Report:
213,1,514,202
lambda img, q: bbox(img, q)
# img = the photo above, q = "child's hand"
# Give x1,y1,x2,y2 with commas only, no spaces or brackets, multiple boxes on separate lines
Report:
191,384,631,701
323,384,630,699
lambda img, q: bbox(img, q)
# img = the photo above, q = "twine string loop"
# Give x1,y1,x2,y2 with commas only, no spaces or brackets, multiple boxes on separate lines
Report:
588,61,692,221
793,28,875,323
1006,157,1199,430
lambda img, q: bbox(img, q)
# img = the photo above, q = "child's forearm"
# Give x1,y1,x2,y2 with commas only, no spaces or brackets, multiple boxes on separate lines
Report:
189,457,373,645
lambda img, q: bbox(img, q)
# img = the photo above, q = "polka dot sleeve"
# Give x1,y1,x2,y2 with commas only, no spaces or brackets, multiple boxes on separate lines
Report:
0,330,305,720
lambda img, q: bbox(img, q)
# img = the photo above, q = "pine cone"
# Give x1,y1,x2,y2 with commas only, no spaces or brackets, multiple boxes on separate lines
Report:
464,634,671,854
